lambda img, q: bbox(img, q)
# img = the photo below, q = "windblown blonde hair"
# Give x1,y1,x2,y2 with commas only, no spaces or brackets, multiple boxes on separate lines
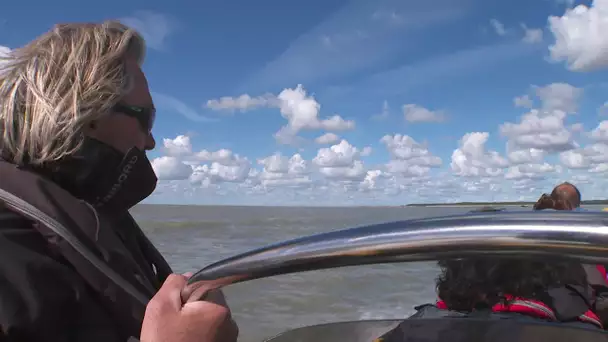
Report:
0,20,146,165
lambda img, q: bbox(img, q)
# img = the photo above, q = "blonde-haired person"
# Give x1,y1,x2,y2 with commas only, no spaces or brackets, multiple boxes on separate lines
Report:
0,22,237,342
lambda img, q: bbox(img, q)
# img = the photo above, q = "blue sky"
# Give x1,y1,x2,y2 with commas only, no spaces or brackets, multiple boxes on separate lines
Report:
2,0,608,206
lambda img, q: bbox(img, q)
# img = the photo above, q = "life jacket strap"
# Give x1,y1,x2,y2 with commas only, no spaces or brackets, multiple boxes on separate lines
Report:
435,296,603,329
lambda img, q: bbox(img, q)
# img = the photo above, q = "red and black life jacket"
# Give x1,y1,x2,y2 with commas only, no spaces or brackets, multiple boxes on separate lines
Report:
595,265,608,284
435,294,603,329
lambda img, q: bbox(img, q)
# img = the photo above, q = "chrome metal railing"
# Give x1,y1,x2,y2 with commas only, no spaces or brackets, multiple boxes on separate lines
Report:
188,211,608,288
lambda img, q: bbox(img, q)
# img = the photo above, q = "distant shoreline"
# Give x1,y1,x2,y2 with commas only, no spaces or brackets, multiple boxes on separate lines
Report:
406,200,608,207
406,203,530,207
135,201,608,209
407,204,529,208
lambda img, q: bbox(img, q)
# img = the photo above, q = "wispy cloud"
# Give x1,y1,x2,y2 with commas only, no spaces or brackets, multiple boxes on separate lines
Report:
521,24,543,44
237,0,471,92
551,0,575,7
325,40,542,98
371,100,390,120
486,20,544,45
490,19,506,36
371,9,406,27
120,10,178,51
404,104,447,123
599,102,608,116
152,92,218,123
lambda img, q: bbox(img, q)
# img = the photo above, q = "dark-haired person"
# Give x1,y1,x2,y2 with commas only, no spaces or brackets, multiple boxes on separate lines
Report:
373,189,604,342
373,258,602,342
533,184,608,327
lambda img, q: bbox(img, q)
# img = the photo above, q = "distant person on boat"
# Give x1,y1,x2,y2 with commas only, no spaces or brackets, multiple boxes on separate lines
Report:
533,182,582,210
532,182,608,326
0,22,237,342
374,258,602,341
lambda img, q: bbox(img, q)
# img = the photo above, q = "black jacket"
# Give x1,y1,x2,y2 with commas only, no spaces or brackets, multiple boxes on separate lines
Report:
375,302,605,342
0,160,172,341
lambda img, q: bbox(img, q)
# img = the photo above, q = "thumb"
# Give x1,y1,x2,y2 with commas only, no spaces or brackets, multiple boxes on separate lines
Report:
153,273,189,312
181,281,215,304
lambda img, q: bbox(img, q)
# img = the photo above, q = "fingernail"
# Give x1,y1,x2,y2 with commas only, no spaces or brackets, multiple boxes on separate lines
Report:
182,272,193,278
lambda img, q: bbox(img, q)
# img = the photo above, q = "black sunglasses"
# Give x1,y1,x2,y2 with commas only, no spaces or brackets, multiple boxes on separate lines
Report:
113,103,156,133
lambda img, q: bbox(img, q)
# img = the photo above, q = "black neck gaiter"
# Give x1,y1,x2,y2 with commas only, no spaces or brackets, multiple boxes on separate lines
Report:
38,137,158,213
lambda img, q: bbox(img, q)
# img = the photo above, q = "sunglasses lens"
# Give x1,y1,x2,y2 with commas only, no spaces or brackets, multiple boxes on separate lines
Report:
115,104,155,133
147,108,156,132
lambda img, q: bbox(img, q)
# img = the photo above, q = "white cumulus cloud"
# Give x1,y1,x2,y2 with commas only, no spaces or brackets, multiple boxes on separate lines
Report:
149,80,608,205
206,85,355,146
451,132,509,177
548,0,608,71
315,133,340,145
152,156,192,180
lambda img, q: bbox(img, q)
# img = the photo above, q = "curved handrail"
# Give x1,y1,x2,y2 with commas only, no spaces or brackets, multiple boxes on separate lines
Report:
187,211,608,288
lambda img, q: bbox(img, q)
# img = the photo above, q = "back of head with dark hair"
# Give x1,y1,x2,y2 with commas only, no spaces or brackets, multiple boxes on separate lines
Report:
436,181,587,312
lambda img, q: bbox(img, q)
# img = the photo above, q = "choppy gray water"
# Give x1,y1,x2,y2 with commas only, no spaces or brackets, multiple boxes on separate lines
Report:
129,204,606,342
